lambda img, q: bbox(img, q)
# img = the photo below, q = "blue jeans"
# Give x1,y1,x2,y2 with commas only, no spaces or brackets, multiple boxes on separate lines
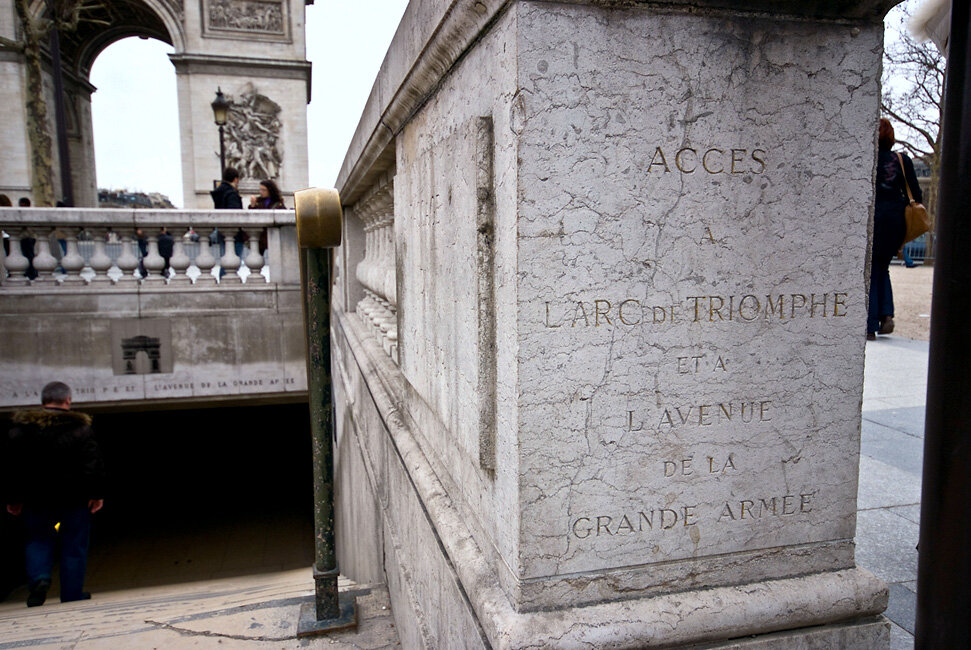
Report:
23,505,91,601
868,252,895,334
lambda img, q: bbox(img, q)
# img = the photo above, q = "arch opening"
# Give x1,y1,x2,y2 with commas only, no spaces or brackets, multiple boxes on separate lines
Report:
90,36,183,206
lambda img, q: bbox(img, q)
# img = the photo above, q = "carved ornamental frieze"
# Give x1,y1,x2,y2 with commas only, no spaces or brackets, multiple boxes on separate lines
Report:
207,0,286,35
225,84,283,180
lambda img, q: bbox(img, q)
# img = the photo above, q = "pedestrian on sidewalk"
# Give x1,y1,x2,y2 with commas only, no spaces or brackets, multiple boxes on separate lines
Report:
2,382,105,607
869,118,922,340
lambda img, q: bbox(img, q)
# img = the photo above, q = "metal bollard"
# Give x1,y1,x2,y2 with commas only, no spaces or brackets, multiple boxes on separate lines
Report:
294,188,357,636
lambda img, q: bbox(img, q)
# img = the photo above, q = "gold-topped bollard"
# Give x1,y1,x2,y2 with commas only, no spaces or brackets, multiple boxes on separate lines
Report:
295,187,343,249
294,187,356,637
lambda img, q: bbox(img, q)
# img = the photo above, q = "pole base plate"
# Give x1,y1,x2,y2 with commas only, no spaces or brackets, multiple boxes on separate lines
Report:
296,594,357,638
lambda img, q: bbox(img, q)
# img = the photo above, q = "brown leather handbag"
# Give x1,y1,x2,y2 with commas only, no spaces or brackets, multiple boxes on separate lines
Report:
897,152,930,244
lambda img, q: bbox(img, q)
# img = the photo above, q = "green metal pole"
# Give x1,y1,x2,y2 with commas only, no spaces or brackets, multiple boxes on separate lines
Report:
304,246,338,620
294,187,354,637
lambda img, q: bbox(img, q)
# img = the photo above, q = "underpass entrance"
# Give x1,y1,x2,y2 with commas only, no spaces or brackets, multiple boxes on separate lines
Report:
2,402,313,599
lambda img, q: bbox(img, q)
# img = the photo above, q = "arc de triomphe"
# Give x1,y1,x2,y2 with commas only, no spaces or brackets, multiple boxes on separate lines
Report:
0,0,311,208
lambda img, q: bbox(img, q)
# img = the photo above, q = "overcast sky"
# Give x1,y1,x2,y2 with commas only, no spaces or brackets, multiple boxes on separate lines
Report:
89,0,409,207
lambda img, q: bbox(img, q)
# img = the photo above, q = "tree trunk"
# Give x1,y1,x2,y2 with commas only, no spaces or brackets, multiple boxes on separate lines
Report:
15,0,55,206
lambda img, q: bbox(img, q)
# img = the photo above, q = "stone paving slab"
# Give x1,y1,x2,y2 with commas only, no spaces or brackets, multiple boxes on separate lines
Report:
0,569,399,649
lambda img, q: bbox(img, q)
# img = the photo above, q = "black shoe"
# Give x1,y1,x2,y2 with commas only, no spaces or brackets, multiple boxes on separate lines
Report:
61,592,91,603
26,579,50,607
879,316,895,335
866,332,876,341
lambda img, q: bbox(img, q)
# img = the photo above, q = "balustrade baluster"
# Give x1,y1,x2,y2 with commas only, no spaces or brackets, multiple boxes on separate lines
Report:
87,228,114,284
141,235,167,282
3,229,30,284
31,230,58,284
60,228,86,284
243,228,265,282
115,231,140,285
169,237,192,285
383,220,397,306
220,232,242,283
194,229,217,284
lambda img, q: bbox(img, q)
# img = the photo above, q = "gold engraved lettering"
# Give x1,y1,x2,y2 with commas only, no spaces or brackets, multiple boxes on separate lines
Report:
572,506,700,539
789,294,807,318
730,149,747,173
738,295,761,321
615,515,635,534
653,400,772,430
543,292,851,328
571,302,590,327
648,147,670,172
663,457,694,477
675,148,697,173
707,454,737,474
647,145,767,175
688,296,704,322
678,355,702,374
618,299,641,325
810,293,828,317
752,149,767,174
764,294,785,320
720,492,814,522
596,516,613,535
739,499,755,519
833,292,848,317
702,148,725,174
719,503,736,521
572,517,592,538
700,226,718,245
594,300,613,326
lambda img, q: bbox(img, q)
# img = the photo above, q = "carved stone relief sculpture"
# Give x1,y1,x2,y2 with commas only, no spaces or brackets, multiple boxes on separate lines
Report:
225,84,283,181
208,0,285,34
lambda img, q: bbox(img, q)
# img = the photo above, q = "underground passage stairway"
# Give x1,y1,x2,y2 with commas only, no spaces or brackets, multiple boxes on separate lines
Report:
2,403,315,601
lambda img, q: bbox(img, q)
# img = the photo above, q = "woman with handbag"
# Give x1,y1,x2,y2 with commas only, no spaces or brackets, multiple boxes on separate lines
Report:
869,118,923,340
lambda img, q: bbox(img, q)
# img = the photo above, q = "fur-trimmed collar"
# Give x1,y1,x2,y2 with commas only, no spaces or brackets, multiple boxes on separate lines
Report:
12,408,92,428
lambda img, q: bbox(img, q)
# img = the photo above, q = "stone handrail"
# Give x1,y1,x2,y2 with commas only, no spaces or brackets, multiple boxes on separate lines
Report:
0,207,298,287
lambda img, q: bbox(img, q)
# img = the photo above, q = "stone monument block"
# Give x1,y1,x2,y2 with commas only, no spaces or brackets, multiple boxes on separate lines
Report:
330,1,894,647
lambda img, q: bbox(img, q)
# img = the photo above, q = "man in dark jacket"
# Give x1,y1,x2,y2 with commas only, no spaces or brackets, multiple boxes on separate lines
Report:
210,166,243,209
3,382,105,607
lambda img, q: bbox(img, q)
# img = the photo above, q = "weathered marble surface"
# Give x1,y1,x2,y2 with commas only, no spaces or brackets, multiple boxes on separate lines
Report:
333,0,890,646
514,2,881,594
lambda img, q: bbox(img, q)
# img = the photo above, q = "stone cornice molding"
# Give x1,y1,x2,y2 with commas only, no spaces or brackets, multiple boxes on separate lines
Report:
334,0,899,205
168,53,312,101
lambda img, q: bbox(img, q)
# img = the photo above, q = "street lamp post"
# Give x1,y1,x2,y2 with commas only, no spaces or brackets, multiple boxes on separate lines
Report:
211,88,230,178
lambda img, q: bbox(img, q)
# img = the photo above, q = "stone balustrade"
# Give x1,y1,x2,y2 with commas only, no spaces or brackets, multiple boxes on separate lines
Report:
0,208,299,287
352,174,398,361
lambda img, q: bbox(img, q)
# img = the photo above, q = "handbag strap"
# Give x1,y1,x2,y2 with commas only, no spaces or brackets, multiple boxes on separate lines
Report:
896,152,917,203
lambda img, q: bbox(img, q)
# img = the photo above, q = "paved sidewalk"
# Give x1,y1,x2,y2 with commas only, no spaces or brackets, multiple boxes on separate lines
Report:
0,569,400,648
859,335,929,650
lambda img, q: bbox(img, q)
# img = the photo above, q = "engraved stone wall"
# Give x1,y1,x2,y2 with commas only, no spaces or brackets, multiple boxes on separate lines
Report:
514,3,880,589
